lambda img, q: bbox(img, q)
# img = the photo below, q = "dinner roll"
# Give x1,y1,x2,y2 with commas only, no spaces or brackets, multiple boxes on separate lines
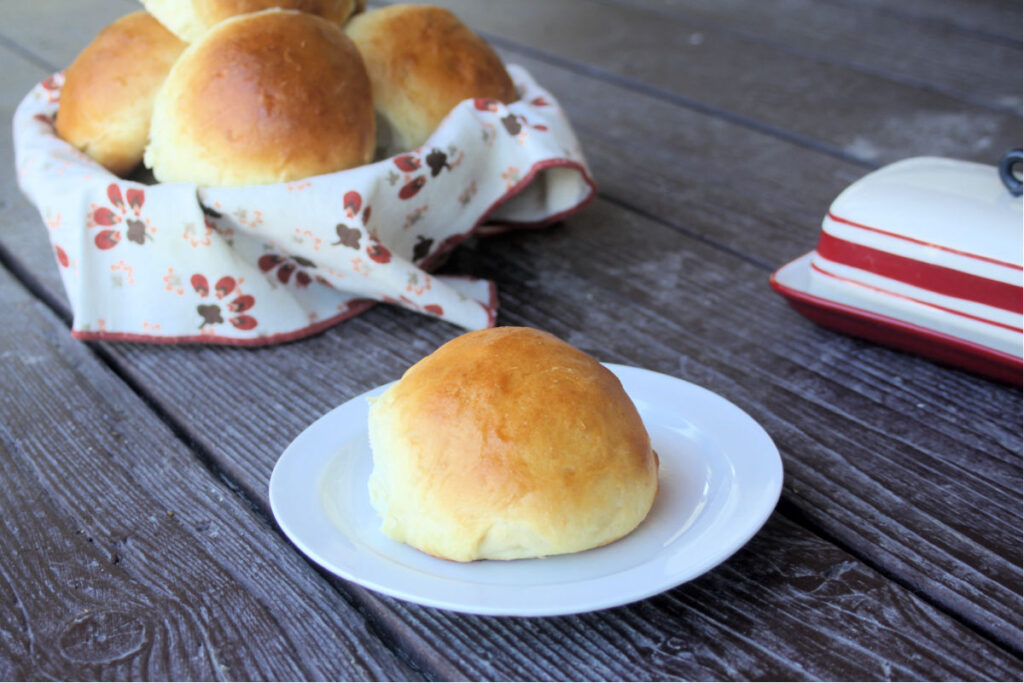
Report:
368,327,659,562
345,5,518,155
141,0,362,42
145,9,375,187
55,11,186,176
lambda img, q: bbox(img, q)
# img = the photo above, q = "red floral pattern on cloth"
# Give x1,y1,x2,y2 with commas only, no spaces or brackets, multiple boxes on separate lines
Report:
86,183,153,250
14,65,596,345
190,273,257,333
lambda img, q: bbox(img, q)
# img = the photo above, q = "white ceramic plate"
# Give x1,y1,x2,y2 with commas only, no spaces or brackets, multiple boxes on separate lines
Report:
269,364,783,616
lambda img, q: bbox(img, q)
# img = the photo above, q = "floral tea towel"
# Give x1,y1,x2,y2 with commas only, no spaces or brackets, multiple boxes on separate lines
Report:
14,65,596,345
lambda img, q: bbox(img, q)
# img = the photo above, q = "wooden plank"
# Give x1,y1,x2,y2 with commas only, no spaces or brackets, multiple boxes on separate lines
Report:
401,0,1021,168
4,193,1015,678
493,45,865,270
597,0,1022,113
6,0,1015,634
457,201,1024,649
48,293,1019,680
0,0,134,74
2,232,1020,681
1,0,1021,677
48,189,1017,656
79,251,1022,677
340,513,1021,680
828,0,1024,44
0,267,417,679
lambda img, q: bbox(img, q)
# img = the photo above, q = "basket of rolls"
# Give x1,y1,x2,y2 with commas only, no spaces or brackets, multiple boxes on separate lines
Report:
14,1,596,344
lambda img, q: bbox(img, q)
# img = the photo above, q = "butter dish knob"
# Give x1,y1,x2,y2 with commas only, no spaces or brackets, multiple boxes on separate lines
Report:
998,148,1022,197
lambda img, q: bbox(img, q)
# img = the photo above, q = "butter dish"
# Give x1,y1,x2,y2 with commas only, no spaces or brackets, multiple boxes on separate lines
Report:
771,156,1023,383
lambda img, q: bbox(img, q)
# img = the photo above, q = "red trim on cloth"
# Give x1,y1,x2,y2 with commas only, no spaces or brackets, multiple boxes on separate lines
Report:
418,157,598,270
476,158,599,235
827,212,1021,270
71,300,379,346
816,231,1023,314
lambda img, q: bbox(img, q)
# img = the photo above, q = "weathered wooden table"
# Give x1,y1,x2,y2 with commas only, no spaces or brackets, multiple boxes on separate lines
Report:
1,0,1021,679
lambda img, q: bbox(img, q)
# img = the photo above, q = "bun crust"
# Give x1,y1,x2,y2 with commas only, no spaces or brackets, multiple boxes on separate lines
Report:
368,327,659,562
142,0,360,42
145,9,375,187
55,11,186,176
345,5,518,154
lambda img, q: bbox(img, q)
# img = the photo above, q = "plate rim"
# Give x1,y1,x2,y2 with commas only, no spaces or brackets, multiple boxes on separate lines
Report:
269,363,783,616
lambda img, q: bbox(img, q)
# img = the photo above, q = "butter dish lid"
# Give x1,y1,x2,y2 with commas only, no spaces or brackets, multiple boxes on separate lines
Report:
825,156,1021,268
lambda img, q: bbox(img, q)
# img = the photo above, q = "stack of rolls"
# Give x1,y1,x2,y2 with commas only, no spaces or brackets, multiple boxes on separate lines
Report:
54,2,520,186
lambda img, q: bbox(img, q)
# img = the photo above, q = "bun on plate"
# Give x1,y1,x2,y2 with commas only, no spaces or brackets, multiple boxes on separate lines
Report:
345,4,518,155
141,0,363,42
56,11,186,176
145,8,375,187
367,327,659,562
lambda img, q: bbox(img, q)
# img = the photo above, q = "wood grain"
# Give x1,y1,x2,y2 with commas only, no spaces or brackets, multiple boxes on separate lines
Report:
0,0,132,74
825,0,1024,44
341,513,1021,681
76,320,1023,680
404,0,1021,168
1,0,1021,679
457,203,1023,647
0,267,417,680
65,214,1019,673
493,46,864,269
599,0,1022,113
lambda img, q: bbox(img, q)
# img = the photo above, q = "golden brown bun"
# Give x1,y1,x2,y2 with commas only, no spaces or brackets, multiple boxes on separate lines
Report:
367,327,659,562
145,9,375,187
141,0,361,42
55,11,186,176
345,5,518,155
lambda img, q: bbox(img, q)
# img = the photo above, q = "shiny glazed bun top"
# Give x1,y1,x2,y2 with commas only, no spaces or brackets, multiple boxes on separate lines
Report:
145,9,375,187
141,0,363,42
56,11,187,176
345,4,519,155
367,327,659,562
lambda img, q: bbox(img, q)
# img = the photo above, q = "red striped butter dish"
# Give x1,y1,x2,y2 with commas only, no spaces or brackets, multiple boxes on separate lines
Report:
771,156,1023,384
